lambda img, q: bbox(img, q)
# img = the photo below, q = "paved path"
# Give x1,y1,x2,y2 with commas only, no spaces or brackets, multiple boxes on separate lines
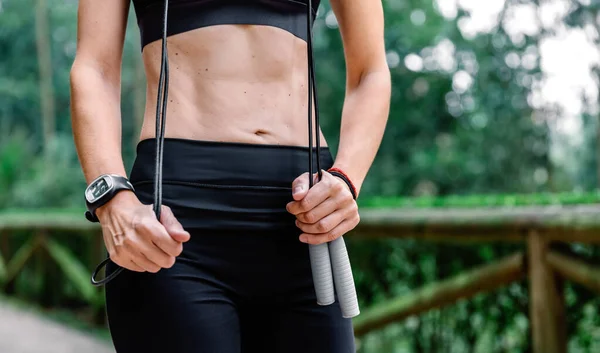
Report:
0,301,115,353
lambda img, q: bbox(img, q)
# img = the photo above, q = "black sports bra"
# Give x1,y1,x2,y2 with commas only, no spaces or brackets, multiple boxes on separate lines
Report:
131,0,322,49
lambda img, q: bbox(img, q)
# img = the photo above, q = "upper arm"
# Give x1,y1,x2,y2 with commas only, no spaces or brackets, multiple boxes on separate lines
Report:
329,0,388,89
71,0,130,82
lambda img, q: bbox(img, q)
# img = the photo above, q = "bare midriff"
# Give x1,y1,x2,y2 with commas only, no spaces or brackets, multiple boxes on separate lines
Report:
138,24,329,148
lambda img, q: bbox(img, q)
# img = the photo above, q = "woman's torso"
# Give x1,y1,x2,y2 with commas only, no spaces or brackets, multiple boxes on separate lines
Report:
133,0,328,147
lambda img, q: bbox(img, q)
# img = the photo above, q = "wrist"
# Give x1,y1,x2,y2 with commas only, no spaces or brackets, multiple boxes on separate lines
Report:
85,174,136,222
327,167,358,199
95,190,138,220
330,162,362,195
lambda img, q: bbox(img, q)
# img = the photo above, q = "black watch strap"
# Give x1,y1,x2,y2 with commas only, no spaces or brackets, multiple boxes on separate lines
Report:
85,174,134,223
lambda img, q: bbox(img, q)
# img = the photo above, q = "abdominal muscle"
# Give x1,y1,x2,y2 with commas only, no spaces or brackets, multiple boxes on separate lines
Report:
137,24,329,148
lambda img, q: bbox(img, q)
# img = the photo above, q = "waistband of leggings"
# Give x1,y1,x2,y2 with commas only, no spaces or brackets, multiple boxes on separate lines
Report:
129,138,335,187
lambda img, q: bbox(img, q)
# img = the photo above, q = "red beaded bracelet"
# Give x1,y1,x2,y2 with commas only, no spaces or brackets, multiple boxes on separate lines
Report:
327,167,358,199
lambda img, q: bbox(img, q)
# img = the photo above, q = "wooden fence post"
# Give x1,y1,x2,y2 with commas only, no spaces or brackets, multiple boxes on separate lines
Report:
528,230,567,353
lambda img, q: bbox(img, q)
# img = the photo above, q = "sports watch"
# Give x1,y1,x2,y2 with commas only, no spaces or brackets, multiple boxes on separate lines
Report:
84,174,134,223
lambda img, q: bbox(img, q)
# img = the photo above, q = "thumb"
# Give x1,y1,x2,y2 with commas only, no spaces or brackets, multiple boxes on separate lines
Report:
291,172,314,201
160,205,191,243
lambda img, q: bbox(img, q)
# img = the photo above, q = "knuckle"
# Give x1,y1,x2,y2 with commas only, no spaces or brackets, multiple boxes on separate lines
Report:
121,235,134,247
316,220,329,233
122,239,138,253
345,206,356,219
342,194,353,206
300,199,311,210
341,200,354,212
132,218,151,233
333,181,344,192
304,212,316,223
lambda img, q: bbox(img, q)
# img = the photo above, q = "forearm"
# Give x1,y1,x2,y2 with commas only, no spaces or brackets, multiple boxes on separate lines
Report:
70,61,127,184
332,69,391,196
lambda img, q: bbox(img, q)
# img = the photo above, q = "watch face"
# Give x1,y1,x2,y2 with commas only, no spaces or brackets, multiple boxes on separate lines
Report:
86,176,113,203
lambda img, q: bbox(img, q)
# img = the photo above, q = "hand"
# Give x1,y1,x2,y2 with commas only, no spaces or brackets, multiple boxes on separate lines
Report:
96,191,191,273
286,170,360,245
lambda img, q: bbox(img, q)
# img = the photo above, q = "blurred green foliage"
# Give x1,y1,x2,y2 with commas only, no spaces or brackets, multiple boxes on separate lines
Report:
2,0,600,352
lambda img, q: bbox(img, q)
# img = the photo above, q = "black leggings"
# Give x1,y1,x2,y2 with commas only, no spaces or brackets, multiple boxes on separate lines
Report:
105,138,356,353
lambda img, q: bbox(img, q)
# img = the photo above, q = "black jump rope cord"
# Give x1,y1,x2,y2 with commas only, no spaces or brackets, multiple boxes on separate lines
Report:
91,0,321,286
307,0,322,185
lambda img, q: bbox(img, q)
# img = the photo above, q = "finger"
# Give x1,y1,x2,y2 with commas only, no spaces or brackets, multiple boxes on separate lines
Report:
124,259,145,272
286,178,331,215
128,247,164,273
298,216,359,245
127,230,175,269
140,239,176,269
291,172,311,201
296,198,339,224
160,205,191,243
149,222,184,258
296,209,345,234
136,216,182,259
113,242,160,273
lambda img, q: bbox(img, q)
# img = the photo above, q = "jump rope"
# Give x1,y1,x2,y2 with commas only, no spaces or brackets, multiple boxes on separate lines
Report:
91,0,359,319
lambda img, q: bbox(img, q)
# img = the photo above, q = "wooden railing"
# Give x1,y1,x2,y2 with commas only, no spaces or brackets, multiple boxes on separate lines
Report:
2,204,600,353
0,210,104,317
352,204,600,353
